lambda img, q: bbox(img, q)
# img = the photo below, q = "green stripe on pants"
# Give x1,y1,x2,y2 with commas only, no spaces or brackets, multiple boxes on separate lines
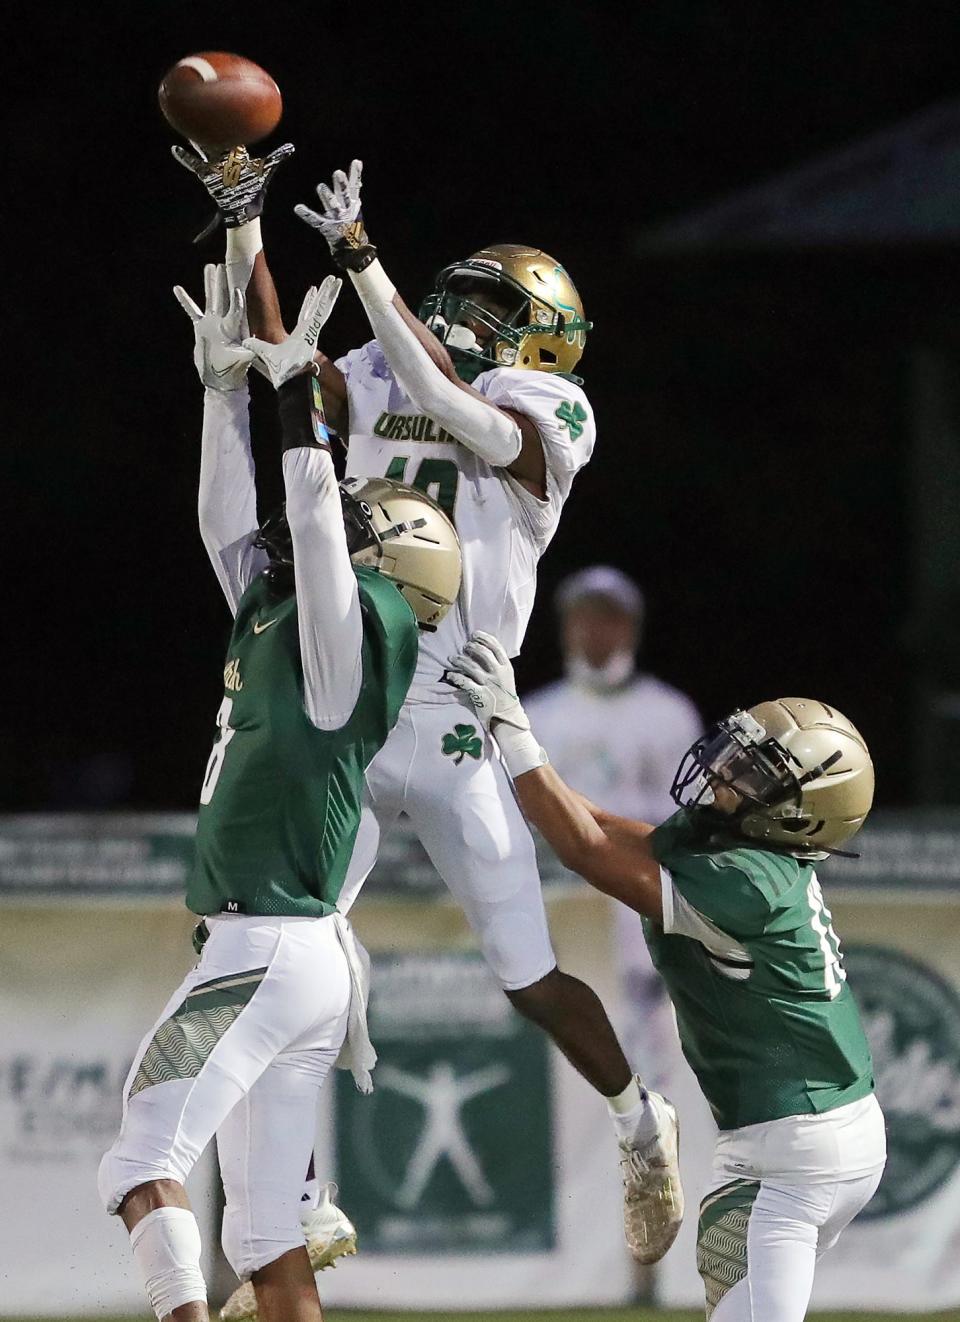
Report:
128,966,269,1099
697,1178,761,1318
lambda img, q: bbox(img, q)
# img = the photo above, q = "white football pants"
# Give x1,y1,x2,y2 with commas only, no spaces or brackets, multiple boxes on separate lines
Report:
699,1094,887,1321
339,700,557,991
98,915,351,1280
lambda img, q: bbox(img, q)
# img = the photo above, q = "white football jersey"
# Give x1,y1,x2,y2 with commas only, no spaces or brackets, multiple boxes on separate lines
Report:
524,674,702,824
337,341,596,701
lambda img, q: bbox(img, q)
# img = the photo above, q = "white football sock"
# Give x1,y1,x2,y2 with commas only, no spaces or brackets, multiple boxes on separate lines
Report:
129,1206,207,1320
607,1076,659,1145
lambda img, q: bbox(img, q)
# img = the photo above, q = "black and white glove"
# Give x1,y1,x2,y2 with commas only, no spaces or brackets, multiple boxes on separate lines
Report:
172,141,296,242
294,159,377,272
243,275,342,389
173,263,254,391
444,632,548,778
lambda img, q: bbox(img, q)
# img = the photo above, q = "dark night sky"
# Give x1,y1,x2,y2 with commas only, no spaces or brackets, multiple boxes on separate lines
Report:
8,0,960,809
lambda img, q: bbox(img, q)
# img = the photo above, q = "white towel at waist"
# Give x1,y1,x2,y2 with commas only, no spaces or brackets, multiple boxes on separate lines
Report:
332,912,377,1094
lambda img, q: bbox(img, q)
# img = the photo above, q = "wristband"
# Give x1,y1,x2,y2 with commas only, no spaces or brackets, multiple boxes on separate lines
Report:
333,238,379,273
494,722,549,779
226,217,263,262
277,371,331,453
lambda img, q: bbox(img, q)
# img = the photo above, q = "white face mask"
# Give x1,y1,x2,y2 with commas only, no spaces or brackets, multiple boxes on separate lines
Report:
566,648,635,692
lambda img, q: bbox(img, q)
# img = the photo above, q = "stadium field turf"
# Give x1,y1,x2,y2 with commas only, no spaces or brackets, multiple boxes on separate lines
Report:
15,1312,958,1321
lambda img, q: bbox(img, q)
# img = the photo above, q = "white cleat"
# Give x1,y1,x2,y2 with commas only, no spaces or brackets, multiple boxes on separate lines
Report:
219,1183,357,1322
618,1090,684,1264
303,1181,358,1274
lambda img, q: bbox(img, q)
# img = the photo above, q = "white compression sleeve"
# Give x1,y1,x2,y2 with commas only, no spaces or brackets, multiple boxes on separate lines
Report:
225,217,262,299
350,260,522,466
198,386,268,616
282,447,364,728
129,1206,206,1320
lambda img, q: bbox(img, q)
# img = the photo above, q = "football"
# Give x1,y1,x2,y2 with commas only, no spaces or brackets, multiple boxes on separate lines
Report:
158,52,282,153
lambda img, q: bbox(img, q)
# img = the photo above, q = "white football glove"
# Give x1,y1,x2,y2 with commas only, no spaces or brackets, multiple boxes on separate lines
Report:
295,160,376,271
173,263,255,391
242,275,343,389
444,632,548,778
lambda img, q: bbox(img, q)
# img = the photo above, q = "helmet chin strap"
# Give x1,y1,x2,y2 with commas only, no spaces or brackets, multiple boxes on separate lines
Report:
566,649,635,692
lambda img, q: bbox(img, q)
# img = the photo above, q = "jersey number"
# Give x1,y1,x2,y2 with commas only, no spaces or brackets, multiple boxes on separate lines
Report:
384,455,459,521
199,697,236,806
806,876,846,999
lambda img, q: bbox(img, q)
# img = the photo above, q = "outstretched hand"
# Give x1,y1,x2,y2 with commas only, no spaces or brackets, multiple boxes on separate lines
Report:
172,141,296,241
295,160,376,271
173,263,255,391
243,275,343,389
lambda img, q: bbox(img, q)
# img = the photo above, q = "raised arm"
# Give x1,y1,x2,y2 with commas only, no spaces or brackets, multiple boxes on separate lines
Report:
173,264,266,615
444,633,664,919
245,278,364,729
170,141,350,434
295,161,547,494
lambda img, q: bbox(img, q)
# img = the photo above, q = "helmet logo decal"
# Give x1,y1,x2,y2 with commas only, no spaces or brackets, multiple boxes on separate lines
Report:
555,400,588,441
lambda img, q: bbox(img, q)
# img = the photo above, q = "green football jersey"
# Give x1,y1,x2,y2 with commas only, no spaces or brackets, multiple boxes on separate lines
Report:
645,808,874,1131
187,566,418,919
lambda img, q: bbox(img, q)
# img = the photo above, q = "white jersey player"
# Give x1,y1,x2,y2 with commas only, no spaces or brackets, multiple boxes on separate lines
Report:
176,150,684,1289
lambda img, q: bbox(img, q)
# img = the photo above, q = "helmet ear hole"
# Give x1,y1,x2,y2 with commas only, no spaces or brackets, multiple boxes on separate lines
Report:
539,348,557,365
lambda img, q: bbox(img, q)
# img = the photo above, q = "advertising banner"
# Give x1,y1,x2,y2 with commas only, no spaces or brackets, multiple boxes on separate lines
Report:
2,811,959,1312
0,904,217,1315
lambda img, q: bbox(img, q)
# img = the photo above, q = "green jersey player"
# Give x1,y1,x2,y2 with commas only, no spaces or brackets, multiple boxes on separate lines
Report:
446,633,884,1322
98,265,461,1322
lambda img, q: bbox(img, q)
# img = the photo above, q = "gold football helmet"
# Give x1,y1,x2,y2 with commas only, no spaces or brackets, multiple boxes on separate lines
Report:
340,476,462,629
419,243,591,382
672,698,875,854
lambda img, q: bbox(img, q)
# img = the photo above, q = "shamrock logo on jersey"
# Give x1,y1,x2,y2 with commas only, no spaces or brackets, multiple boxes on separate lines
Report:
442,724,483,765
555,399,587,441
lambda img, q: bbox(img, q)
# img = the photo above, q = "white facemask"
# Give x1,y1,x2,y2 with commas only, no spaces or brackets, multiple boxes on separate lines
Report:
566,648,636,692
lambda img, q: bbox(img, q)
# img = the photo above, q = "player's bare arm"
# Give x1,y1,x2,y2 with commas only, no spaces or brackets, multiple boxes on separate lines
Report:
296,160,548,497
513,765,664,919
445,632,663,919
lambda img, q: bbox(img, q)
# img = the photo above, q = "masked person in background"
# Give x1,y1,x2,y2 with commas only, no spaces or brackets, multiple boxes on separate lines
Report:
525,566,701,1096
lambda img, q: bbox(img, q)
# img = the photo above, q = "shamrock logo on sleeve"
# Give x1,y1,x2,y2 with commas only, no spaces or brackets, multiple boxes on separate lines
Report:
554,399,588,441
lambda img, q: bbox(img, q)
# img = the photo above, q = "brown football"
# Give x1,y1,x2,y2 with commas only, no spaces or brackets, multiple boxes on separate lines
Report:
158,52,282,153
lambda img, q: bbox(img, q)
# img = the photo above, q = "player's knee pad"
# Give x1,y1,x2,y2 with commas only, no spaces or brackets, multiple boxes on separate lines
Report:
97,1147,122,1215
97,1143,179,1216
222,1194,304,1281
478,911,556,991
129,1206,206,1321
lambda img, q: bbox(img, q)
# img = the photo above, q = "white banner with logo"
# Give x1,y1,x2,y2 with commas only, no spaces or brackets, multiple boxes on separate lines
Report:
315,890,635,1309
0,818,634,1314
0,901,219,1315
2,812,959,1313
